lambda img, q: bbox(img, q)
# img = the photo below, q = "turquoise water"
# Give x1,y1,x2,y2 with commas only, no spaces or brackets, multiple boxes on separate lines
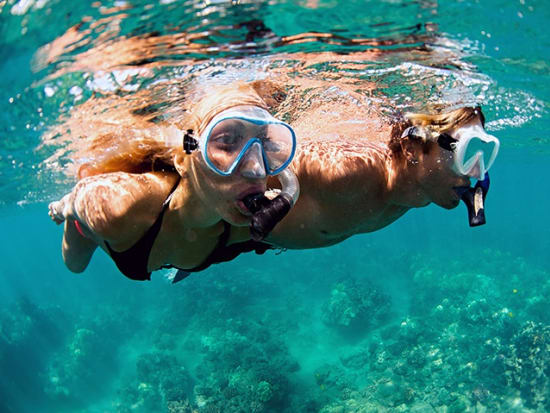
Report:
1,0,549,412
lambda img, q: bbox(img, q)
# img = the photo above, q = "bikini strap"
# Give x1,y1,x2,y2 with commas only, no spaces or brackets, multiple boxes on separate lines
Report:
105,176,180,281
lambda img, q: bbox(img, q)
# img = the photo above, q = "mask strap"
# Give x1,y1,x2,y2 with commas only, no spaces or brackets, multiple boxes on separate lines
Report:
437,133,458,151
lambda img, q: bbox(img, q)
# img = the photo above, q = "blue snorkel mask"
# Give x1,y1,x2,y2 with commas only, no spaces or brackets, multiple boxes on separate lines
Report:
197,105,296,177
182,105,300,240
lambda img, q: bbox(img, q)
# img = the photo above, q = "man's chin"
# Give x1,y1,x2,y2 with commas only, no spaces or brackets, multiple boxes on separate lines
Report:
448,198,461,209
436,196,461,210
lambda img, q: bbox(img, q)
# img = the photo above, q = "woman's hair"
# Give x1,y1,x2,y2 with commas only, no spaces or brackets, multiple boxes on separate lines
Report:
76,134,179,179
388,106,484,156
75,80,285,179
190,81,270,136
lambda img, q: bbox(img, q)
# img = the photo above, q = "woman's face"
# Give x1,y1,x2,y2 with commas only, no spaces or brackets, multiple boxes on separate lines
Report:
192,148,268,226
189,104,295,225
416,117,486,209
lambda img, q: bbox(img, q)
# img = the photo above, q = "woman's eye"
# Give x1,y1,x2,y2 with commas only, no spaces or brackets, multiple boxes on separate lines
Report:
261,137,281,151
213,133,239,145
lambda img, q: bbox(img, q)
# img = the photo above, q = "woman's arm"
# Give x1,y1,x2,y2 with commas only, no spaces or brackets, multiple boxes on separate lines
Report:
49,172,177,272
49,189,101,272
61,219,98,273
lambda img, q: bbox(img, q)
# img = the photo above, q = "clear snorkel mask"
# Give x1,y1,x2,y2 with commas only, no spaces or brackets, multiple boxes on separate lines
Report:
440,122,500,227
403,116,500,227
446,123,499,227
181,105,300,240
450,123,500,181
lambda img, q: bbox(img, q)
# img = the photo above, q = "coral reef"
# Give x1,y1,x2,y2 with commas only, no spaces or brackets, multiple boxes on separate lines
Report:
0,298,67,412
316,249,550,412
321,278,392,336
115,351,193,413
193,318,299,412
43,308,139,405
3,248,550,412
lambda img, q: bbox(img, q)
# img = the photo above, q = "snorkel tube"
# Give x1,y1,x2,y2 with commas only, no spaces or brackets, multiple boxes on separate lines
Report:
242,168,300,241
455,173,490,227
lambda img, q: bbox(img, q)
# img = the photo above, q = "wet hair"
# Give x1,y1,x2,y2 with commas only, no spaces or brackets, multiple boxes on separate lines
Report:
75,80,284,179
405,106,484,134
77,134,178,179
388,106,485,157
191,81,272,136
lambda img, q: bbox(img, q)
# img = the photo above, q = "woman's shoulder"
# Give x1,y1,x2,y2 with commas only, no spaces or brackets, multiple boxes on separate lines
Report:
74,171,179,244
75,171,176,206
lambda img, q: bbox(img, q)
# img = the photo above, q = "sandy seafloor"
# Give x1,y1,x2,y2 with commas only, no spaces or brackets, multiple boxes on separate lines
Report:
1,0,550,412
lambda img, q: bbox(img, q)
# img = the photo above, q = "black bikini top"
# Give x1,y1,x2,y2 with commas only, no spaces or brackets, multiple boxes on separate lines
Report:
105,179,272,281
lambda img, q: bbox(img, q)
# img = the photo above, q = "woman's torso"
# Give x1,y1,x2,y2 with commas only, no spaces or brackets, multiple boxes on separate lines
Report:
90,172,252,274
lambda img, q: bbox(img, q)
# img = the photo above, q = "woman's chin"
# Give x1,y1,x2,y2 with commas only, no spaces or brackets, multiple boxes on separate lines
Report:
235,200,253,216
219,203,253,226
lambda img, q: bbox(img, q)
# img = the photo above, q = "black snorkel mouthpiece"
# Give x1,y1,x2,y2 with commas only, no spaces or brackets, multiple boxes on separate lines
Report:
459,173,490,227
243,193,293,241
241,169,300,241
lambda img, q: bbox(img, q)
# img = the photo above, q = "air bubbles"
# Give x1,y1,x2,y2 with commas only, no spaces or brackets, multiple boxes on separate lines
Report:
69,86,83,102
44,85,56,97
10,0,33,15
69,86,83,95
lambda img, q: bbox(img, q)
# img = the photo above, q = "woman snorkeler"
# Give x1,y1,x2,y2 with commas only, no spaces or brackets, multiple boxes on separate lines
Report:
48,81,300,281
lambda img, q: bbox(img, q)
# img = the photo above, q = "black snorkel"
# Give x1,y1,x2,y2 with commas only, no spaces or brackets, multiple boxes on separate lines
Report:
242,168,300,241
455,173,490,227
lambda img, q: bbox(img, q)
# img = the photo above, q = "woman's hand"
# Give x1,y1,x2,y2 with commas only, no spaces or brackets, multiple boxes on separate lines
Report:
48,194,70,224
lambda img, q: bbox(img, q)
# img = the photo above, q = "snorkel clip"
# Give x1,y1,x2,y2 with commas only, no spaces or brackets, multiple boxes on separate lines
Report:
183,129,198,154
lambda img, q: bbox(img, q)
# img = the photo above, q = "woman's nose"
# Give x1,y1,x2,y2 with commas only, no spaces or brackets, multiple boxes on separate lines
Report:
237,141,267,179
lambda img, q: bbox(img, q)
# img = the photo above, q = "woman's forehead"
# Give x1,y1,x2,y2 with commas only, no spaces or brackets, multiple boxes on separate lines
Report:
210,118,267,134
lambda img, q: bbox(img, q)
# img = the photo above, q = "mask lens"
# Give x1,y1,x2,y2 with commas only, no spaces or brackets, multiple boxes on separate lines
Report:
459,137,497,175
205,118,295,175
463,138,496,165
206,119,250,173
261,123,294,173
